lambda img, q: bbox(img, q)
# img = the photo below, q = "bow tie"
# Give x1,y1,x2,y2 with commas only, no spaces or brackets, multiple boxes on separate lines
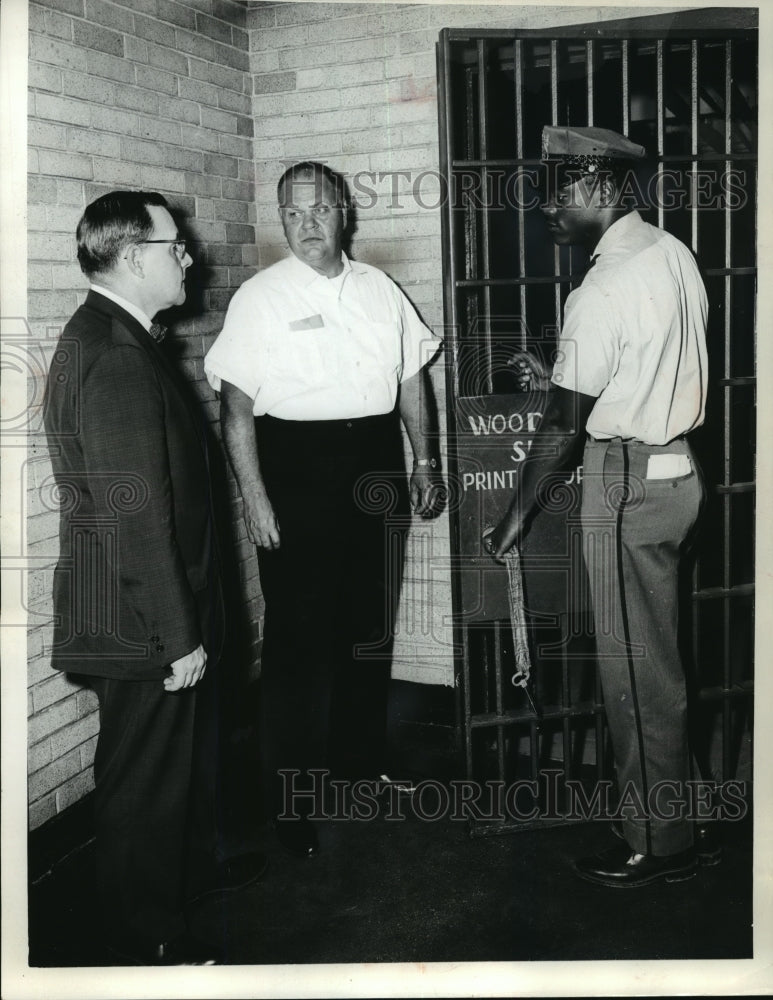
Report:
148,322,167,343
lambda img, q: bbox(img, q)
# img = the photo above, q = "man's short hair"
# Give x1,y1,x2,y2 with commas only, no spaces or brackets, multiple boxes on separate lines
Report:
76,190,169,278
276,161,347,209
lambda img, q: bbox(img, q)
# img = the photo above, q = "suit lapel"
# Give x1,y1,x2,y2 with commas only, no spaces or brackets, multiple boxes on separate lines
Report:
83,291,208,452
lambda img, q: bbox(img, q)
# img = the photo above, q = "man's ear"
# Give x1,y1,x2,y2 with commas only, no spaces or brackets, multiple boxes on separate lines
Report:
124,244,145,278
598,175,617,209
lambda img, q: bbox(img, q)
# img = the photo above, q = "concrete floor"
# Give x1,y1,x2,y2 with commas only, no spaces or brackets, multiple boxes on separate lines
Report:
29,800,752,967
27,681,754,968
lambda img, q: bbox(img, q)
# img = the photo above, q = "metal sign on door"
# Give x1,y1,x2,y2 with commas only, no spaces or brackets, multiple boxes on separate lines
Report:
454,392,586,624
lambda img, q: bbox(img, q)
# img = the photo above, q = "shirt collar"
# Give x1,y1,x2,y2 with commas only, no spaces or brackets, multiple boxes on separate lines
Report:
90,284,154,332
285,250,361,288
593,210,644,258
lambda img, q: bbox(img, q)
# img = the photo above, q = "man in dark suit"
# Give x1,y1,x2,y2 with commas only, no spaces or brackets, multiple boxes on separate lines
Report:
43,191,265,965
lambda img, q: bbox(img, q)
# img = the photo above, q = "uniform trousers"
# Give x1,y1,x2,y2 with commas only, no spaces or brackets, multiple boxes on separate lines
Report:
88,672,217,949
255,411,409,816
581,436,704,856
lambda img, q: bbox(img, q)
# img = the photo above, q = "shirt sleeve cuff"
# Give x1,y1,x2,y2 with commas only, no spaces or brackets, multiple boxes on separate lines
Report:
204,363,259,407
400,333,442,382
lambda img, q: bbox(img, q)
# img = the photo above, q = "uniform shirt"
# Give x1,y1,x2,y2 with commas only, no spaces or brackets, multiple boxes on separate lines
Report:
204,252,438,420
551,210,708,445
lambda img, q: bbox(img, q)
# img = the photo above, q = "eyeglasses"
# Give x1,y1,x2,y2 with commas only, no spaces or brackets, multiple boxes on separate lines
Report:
126,239,188,261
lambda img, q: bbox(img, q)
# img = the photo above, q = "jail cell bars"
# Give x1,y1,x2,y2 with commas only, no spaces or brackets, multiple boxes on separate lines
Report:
437,26,757,832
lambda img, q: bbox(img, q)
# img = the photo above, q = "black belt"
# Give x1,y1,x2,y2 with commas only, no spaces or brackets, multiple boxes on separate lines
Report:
586,435,687,445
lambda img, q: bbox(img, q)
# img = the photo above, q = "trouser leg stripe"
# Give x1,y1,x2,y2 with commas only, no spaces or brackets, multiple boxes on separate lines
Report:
616,442,652,856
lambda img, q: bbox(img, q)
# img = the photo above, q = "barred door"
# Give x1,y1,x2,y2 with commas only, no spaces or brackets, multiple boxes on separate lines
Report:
437,15,757,832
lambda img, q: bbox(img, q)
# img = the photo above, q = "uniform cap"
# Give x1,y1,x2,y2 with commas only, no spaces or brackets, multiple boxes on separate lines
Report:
541,126,646,173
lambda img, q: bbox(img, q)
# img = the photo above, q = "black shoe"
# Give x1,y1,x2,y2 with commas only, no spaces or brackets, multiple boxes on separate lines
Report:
275,817,319,858
610,820,722,867
187,850,269,905
574,843,698,888
107,929,221,966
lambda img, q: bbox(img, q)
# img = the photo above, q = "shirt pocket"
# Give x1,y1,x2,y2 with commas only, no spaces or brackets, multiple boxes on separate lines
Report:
269,327,326,385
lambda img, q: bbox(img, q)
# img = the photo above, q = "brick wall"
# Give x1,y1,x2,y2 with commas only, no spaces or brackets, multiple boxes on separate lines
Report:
26,0,255,830
247,1,659,686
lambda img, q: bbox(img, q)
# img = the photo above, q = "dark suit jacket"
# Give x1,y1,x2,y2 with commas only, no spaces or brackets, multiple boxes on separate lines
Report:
44,290,223,680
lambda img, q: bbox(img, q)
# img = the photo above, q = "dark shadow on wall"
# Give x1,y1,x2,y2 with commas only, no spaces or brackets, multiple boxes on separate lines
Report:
158,212,211,323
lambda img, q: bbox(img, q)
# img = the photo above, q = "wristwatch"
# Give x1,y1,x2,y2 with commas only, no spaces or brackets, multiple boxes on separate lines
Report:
414,457,439,470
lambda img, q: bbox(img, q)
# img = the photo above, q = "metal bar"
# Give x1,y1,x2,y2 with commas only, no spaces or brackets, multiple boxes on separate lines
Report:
470,703,606,728
462,627,474,777
456,275,582,289
657,39,665,229
529,719,539,782
561,621,571,776
494,621,505,779
647,151,757,162
703,267,757,277
441,26,756,43
697,683,754,701
514,38,527,346
477,38,493,395
691,39,699,253
451,152,758,166
714,480,755,492
586,39,594,125
722,38,733,782
454,268,756,288
481,626,491,716
622,39,630,133
452,158,543,167
464,69,477,289
690,37,700,677
436,30,471,776
693,583,755,600
551,40,561,333
719,375,757,388
595,683,606,781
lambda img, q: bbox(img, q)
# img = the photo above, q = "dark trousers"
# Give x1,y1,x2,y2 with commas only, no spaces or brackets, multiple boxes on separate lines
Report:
89,674,216,947
256,412,408,815
581,437,704,856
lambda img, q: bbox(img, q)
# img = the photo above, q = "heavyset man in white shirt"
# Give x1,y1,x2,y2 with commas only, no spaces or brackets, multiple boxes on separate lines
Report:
205,161,442,858
487,127,710,887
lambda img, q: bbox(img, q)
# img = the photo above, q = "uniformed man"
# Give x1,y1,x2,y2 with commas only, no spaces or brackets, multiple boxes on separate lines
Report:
205,161,442,858
486,126,709,887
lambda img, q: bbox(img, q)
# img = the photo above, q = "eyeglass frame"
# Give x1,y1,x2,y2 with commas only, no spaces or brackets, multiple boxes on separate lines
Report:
124,239,188,261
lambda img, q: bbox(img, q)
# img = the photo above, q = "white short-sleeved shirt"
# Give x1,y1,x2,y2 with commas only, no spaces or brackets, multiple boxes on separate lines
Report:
204,252,439,420
551,211,708,445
